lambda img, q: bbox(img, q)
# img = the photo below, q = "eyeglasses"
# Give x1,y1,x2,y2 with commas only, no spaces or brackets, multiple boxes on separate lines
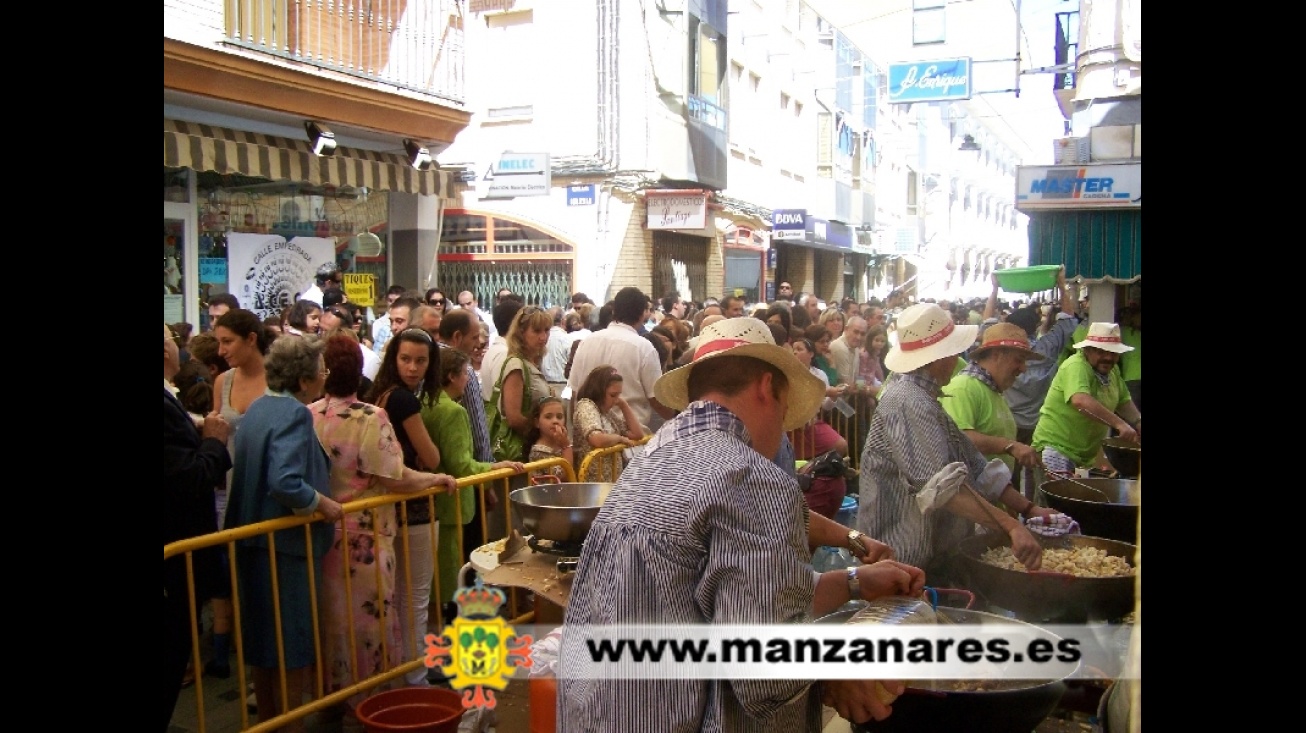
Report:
429,299,445,306
328,308,347,319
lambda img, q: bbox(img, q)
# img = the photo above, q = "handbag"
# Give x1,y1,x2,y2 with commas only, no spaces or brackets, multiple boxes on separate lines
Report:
485,356,531,462
796,450,848,492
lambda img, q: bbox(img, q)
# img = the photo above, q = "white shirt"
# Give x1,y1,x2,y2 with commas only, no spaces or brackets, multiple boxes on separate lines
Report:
542,326,572,383
565,322,664,433
360,343,381,381
478,336,510,395
301,283,324,306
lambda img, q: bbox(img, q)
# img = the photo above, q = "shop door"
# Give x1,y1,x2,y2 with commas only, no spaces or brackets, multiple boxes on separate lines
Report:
164,201,198,330
653,231,708,304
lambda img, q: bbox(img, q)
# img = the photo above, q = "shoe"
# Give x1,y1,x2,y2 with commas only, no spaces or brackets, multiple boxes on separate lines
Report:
204,659,232,679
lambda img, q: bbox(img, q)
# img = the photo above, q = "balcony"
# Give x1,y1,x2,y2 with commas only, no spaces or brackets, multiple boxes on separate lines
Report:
222,0,464,105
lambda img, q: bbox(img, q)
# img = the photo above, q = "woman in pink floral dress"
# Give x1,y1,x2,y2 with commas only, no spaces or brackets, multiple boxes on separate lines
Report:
310,334,456,702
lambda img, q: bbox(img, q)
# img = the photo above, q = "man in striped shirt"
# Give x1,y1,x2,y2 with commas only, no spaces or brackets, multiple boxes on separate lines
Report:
560,319,924,732
858,303,1047,578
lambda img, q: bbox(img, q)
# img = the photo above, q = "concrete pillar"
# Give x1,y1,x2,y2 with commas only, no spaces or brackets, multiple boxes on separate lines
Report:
388,192,441,292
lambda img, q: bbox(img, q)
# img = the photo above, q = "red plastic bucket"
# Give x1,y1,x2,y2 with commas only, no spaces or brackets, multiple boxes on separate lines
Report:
354,687,464,733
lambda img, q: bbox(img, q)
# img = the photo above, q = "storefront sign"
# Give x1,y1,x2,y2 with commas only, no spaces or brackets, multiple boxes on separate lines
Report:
1015,163,1141,210
164,293,183,324
771,209,807,241
646,191,708,230
887,58,972,103
567,184,597,206
227,233,336,320
484,152,551,198
809,218,853,250
199,257,227,284
343,273,376,306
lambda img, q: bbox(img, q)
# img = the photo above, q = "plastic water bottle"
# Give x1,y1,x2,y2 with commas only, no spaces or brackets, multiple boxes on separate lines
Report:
812,546,856,572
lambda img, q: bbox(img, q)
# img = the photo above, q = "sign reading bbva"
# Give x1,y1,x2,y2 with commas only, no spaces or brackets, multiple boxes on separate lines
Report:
887,58,972,103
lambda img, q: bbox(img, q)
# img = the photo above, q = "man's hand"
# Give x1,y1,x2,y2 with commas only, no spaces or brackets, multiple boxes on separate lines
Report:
1116,422,1139,444
1009,442,1040,470
201,413,231,443
822,679,904,724
849,535,896,564
1008,524,1043,571
856,560,927,600
1025,505,1060,522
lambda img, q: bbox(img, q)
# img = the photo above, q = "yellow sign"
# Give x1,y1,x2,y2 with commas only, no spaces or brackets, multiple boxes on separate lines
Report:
343,273,376,306
425,579,533,710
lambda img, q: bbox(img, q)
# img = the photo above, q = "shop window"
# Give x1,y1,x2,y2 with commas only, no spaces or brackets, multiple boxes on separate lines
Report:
653,231,708,304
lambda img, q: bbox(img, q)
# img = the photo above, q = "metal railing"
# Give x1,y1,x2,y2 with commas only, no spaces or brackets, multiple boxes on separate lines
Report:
165,457,573,733
575,434,653,483
222,0,465,104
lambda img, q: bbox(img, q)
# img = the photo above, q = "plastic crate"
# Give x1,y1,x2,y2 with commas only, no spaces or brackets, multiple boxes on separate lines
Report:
993,265,1061,293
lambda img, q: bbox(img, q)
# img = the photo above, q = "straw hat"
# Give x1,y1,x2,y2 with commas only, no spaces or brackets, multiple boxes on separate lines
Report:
1073,322,1134,354
970,322,1046,362
654,318,825,431
883,303,979,374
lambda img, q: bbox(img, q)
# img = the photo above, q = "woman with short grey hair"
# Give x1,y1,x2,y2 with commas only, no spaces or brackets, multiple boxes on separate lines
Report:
224,334,343,731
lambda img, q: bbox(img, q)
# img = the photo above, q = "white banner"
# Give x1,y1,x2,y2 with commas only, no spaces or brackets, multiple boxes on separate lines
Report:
227,233,336,320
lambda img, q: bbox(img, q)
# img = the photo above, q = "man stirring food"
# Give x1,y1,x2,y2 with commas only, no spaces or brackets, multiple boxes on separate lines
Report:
559,319,925,732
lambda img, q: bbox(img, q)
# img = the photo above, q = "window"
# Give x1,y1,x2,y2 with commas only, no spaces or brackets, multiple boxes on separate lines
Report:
485,11,536,116
913,0,946,45
691,17,725,104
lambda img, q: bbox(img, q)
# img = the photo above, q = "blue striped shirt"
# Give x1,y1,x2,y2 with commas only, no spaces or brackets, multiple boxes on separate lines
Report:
856,371,993,570
559,401,822,732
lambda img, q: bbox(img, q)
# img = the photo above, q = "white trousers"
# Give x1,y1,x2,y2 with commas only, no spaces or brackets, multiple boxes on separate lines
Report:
393,521,439,686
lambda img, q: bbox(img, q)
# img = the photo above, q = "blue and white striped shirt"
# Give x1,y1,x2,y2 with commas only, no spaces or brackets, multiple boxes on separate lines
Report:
559,401,822,732
856,371,993,571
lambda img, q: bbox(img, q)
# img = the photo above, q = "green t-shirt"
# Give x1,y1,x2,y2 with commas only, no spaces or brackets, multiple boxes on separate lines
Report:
1032,351,1133,466
1119,326,1141,382
941,373,1018,473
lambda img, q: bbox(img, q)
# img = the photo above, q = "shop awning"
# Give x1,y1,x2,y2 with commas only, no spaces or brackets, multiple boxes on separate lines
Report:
1028,210,1141,284
163,119,451,197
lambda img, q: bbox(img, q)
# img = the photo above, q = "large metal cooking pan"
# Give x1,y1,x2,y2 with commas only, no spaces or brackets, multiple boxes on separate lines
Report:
509,483,613,545
953,533,1137,623
817,604,1070,733
1101,438,1140,477
1039,478,1139,545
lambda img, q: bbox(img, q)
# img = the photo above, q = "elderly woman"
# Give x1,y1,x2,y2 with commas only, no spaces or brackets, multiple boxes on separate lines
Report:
819,308,847,340
489,305,553,460
310,334,455,703
421,348,524,621
224,335,344,732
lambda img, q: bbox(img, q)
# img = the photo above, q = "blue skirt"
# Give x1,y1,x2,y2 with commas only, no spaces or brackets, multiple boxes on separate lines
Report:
235,547,322,669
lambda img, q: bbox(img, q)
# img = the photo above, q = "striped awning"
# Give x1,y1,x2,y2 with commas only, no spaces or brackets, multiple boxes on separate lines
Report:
163,119,450,197
1028,210,1141,284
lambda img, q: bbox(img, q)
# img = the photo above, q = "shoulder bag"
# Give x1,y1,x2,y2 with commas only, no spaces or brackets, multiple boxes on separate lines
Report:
485,356,531,462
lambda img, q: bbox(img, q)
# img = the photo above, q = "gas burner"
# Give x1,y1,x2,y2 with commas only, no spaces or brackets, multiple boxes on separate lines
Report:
527,535,584,558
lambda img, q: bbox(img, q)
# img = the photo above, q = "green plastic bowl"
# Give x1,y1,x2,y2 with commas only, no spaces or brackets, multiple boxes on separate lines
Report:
993,265,1061,293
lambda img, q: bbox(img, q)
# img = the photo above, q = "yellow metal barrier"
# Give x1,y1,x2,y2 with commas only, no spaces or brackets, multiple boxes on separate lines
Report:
576,434,652,482
164,456,574,733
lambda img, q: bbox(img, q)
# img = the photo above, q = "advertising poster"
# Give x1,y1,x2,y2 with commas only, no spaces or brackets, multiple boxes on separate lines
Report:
227,233,336,320
343,273,376,307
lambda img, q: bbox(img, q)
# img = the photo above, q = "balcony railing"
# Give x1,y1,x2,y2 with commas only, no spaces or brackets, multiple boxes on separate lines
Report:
223,0,464,104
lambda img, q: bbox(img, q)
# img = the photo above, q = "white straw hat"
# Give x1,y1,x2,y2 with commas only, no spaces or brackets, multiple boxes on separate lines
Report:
1073,322,1134,353
883,303,979,374
654,318,825,431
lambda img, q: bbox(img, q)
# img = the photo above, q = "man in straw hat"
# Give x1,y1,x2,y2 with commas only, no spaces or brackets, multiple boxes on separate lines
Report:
1032,322,1141,477
560,318,926,732
857,303,1050,576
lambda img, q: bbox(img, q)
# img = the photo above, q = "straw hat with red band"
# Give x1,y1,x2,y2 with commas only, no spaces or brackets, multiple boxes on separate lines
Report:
883,303,979,374
653,318,826,432
1073,322,1135,354
969,322,1047,362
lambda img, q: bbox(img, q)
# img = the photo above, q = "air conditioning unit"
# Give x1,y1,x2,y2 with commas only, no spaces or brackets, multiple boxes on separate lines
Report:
1054,136,1090,165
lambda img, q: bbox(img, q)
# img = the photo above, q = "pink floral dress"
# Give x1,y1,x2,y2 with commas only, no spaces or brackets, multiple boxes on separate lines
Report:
310,396,405,701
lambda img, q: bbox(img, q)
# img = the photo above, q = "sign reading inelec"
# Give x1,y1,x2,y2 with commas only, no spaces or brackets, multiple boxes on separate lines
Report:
484,152,551,198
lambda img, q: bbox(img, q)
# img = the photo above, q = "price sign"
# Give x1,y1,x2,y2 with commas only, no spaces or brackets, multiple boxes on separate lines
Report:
343,273,376,306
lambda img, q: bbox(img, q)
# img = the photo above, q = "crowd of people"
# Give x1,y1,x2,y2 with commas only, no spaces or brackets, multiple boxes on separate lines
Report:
165,265,1141,732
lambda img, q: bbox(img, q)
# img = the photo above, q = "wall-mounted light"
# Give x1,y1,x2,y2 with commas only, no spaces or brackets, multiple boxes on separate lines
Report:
958,134,981,152
403,139,434,171
305,121,337,157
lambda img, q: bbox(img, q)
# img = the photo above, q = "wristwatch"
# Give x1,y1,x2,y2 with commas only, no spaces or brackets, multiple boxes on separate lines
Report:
847,530,868,557
847,567,862,600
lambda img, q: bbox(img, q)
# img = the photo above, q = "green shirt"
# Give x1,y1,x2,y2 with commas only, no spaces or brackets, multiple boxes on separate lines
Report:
1119,326,1141,382
941,373,1018,473
1032,351,1133,467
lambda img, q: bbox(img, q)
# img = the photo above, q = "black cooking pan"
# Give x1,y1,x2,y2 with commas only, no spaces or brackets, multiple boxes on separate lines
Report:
953,533,1137,623
1100,438,1140,477
816,605,1070,733
1039,478,1138,545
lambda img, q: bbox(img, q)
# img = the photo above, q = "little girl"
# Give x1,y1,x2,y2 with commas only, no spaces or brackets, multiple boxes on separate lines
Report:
526,396,573,481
